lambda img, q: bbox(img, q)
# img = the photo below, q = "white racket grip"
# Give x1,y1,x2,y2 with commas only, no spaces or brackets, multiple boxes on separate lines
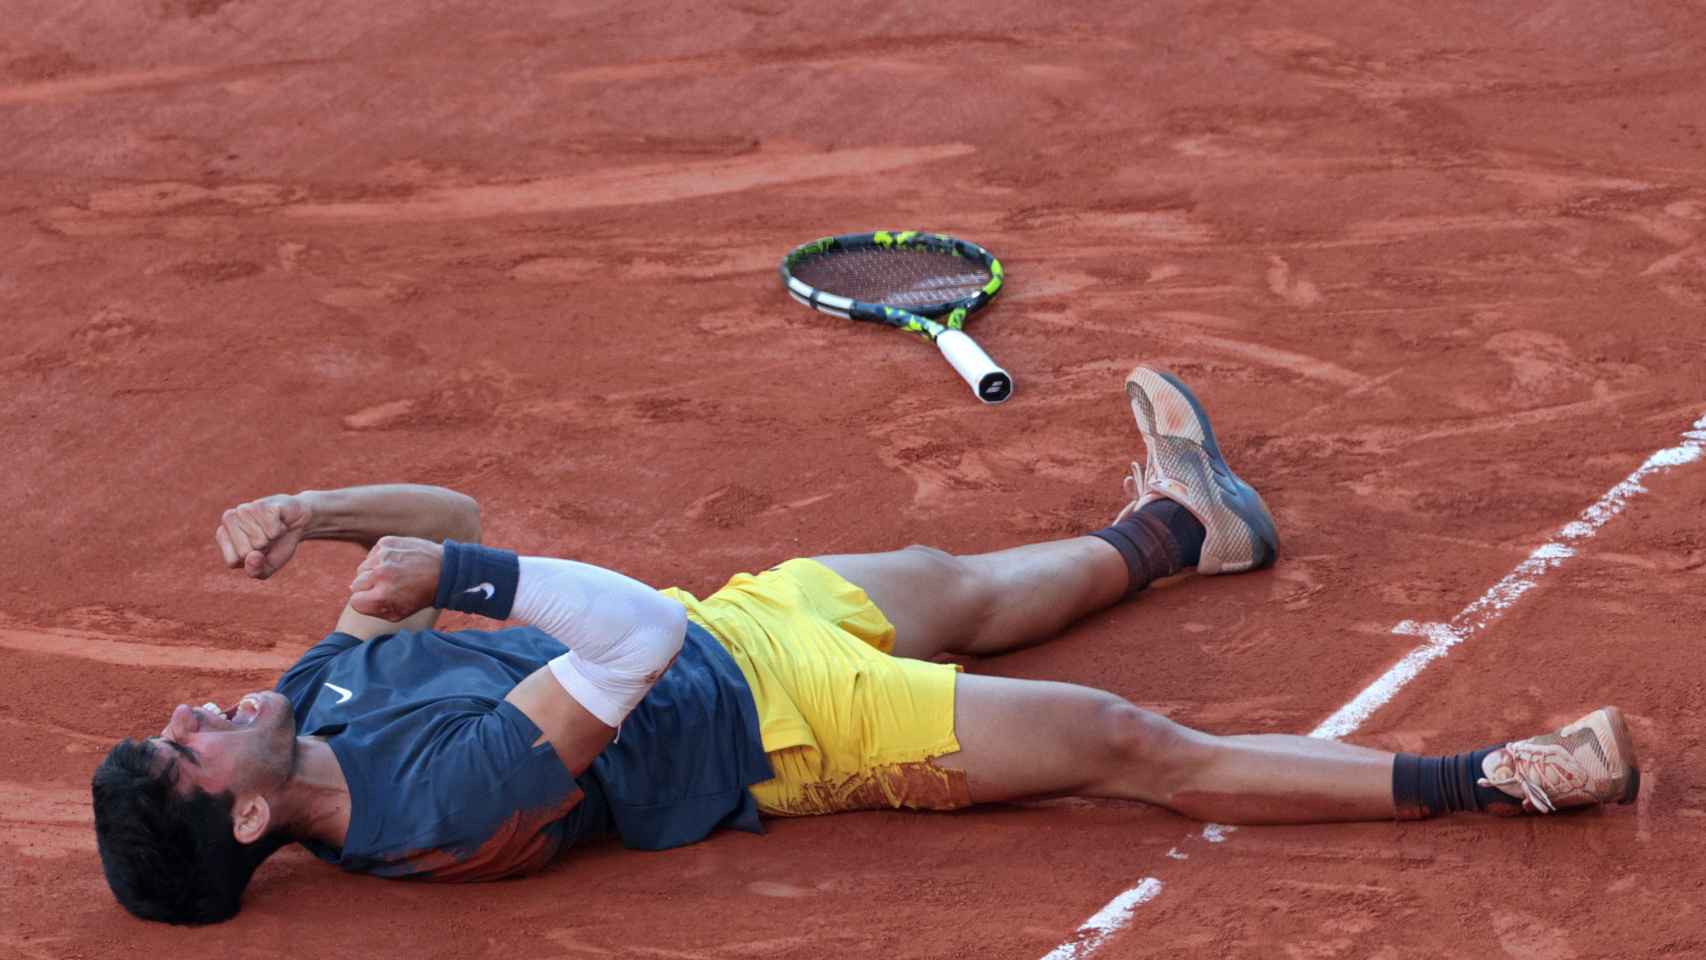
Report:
935,328,1013,404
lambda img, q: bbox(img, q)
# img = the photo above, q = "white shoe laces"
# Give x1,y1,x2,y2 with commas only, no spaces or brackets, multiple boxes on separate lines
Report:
1477,770,1557,814
1117,459,1191,522
1476,740,1598,815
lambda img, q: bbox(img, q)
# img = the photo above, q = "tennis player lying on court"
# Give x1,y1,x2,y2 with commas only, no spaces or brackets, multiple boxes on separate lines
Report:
91,366,1640,925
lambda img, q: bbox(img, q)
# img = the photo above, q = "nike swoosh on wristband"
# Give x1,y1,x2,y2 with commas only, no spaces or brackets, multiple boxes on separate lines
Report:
324,682,353,704
463,582,496,600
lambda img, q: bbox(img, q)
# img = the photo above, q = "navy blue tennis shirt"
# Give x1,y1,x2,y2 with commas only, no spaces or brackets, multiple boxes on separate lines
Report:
274,621,773,880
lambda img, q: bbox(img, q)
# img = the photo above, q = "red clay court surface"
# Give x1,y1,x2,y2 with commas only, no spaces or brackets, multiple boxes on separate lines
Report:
4,2,1706,957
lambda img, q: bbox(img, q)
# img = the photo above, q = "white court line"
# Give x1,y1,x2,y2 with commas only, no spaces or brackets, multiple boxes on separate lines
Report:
1040,410,1706,960
1038,879,1165,960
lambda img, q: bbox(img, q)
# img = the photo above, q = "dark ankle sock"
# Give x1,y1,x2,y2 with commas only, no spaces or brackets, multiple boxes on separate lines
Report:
1087,500,1206,594
1392,746,1519,819
1141,499,1205,567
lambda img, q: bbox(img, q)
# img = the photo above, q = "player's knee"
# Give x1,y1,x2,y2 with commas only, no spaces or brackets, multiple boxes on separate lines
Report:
898,544,962,594
1094,699,1204,802
1097,699,1169,764
898,545,997,645
901,545,989,609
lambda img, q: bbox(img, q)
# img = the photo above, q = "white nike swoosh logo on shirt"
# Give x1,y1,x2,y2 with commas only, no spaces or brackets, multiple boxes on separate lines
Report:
324,682,353,704
463,582,495,600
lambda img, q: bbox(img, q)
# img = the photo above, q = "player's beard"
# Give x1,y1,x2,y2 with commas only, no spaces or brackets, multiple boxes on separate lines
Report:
264,694,299,786
240,691,300,792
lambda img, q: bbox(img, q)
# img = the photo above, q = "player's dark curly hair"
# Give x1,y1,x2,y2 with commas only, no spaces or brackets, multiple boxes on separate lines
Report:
90,738,289,924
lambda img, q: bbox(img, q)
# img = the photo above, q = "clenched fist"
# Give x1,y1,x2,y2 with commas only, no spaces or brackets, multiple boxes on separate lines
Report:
216,494,312,580
349,536,444,621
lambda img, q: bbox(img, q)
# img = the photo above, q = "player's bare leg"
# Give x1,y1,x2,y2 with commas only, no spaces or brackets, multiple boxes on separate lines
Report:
937,675,1397,821
934,677,1637,822
817,366,1279,662
814,537,1129,660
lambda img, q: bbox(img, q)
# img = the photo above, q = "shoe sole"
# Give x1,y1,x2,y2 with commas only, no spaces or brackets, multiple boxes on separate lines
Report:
1125,367,1280,574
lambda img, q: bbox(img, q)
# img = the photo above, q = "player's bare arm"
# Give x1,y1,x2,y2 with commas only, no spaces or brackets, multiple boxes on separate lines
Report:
214,484,482,640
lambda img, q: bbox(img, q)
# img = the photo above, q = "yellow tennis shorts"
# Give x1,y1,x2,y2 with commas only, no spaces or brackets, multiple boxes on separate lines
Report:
661,558,970,816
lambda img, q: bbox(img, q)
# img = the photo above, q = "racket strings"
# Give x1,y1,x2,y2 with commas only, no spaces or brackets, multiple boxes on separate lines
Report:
792,248,990,308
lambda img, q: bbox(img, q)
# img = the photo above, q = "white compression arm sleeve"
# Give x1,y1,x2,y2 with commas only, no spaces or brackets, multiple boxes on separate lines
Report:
511,556,687,728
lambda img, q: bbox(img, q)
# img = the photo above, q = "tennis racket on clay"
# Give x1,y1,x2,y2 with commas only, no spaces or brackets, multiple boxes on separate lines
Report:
780,231,1013,404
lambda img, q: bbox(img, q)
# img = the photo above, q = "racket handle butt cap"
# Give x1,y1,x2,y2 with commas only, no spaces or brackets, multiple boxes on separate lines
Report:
936,328,1013,405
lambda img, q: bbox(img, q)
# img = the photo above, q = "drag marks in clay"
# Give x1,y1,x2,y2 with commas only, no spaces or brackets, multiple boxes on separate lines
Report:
284,145,976,222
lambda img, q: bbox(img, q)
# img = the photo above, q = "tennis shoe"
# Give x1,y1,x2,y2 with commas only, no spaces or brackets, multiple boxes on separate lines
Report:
1479,707,1641,813
1117,367,1279,574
